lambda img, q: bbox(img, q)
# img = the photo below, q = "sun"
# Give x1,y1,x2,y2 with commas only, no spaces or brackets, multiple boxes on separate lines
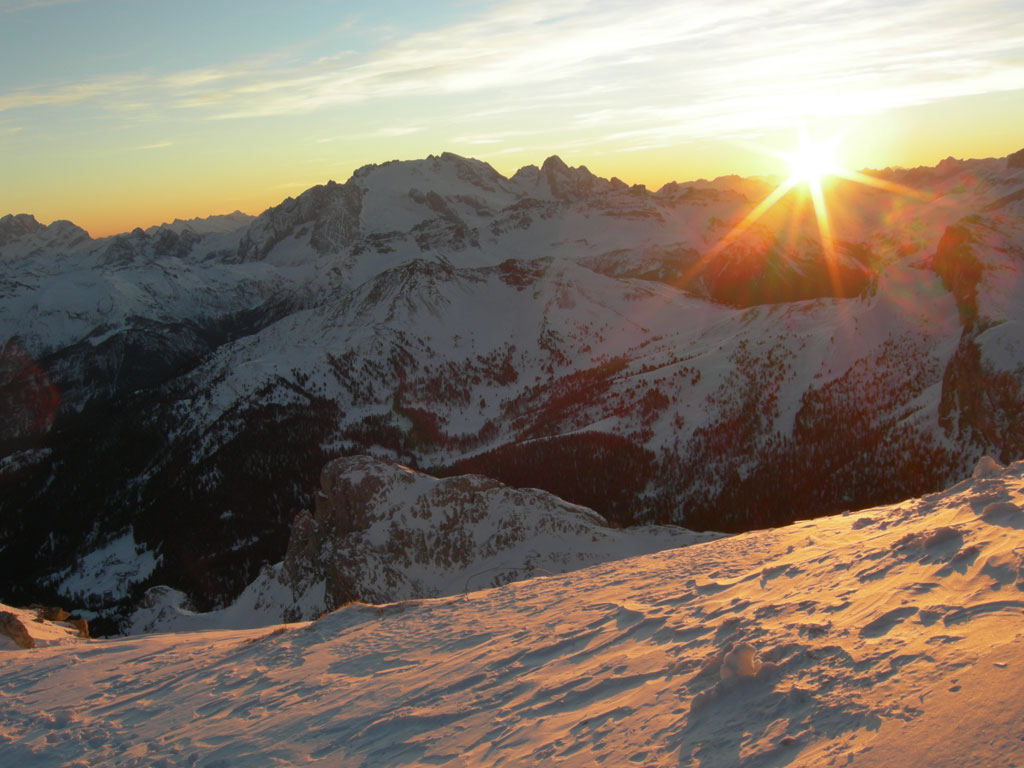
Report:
682,129,929,299
783,133,840,188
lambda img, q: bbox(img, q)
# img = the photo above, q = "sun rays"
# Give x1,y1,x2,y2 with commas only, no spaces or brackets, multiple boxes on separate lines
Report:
686,131,934,298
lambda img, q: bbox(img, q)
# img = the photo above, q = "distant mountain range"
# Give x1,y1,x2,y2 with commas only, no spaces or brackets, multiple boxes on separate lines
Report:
2,149,1023,631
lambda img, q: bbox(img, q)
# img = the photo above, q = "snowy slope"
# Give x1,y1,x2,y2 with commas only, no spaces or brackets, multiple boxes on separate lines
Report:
4,456,1024,767
128,456,721,633
146,148,1024,492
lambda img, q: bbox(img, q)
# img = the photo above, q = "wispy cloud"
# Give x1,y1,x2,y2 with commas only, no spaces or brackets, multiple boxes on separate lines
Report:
135,141,172,150
315,125,425,144
372,126,423,137
2,0,1022,147
0,0,78,12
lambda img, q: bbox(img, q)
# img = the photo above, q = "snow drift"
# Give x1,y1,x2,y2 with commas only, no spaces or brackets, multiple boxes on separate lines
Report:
4,456,1024,766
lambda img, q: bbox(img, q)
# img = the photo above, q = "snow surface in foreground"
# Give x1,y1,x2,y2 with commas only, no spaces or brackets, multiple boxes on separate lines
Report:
4,457,1024,767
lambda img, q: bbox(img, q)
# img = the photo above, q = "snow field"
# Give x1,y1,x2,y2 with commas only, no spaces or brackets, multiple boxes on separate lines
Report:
4,457,1024,766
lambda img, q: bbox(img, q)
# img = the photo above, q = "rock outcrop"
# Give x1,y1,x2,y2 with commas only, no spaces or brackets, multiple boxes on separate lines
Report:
0,611,34,648
275,455,716,614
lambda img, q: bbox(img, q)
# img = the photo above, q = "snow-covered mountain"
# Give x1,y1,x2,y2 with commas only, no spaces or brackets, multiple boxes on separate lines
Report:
1,149,1023,628
127,456,719,633
144,210,255,237
4,456,1024,767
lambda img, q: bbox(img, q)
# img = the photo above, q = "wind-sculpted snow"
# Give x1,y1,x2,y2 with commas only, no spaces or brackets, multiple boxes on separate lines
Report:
5,458,1024,766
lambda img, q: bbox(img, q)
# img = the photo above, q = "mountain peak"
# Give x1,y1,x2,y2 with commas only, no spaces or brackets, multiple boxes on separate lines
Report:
145,210,256,237
0,213,44,241
540,155,570,174
0,214,90,255
508,155,612,200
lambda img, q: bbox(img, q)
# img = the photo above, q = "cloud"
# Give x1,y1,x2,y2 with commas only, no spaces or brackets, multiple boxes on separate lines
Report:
372,126,423,137
1,0,1022,148
0,0,78,12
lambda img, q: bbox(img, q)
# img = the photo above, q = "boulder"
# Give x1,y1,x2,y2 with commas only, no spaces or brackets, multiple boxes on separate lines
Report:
63,616,90,638
31,605,71,622
0,611,35,649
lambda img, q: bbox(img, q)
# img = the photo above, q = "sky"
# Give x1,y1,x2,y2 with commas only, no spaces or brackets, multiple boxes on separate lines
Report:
1,0,1023,237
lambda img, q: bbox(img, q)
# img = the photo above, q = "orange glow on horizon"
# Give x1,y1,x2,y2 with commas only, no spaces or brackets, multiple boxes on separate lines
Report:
11,125,1012,240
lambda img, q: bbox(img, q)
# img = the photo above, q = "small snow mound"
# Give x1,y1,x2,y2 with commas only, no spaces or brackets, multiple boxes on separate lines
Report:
979,501,1022,522
895,525,962,551
721,642,761,679
973,456,1005,479
691,642,777,712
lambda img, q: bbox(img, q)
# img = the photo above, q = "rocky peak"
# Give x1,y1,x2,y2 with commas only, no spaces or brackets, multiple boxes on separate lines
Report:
0,214,90,257
235,179,364,261
540,154,571,176
541,155,610,200
274,455,709,614
437,152,507,193
510,155,614,201
146,210,255,237
935,156,965,176
0,213,45,244
98,227,158,267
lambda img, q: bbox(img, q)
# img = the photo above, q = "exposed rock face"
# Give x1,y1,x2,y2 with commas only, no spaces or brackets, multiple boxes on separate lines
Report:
0,213,45,246
277,455,714,614
1008,147,1024,169
0,604,89,646
31,605,70,622
931,224,983,328
63,617,90,638
0,611,34,648
0,214,89,258
236,180,365,262
24,605,89,637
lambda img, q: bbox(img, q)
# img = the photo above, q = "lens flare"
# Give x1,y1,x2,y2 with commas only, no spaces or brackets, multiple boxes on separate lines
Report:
686,130,933,296
784,133,840,188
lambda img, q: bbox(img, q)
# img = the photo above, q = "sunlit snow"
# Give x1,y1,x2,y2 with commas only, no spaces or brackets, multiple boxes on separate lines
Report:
4,457,1024,767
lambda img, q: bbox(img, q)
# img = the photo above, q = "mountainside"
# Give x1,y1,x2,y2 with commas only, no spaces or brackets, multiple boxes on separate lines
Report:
1,150,1023,628
4,456,1024,767
129,456,719,634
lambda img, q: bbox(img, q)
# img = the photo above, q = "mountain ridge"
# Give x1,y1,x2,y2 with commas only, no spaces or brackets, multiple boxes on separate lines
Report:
1,148,1023,630
10,149,1018,243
